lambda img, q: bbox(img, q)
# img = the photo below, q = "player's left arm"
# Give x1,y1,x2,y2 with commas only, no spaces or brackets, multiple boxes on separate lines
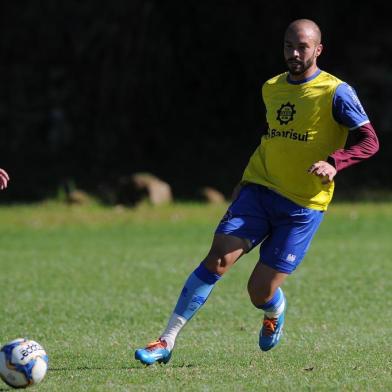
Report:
327,122,379,171
308,83,379,184
0,168,10,190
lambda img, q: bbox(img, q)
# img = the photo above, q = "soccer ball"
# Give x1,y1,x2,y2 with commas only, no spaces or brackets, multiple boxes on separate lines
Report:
0,338,48,389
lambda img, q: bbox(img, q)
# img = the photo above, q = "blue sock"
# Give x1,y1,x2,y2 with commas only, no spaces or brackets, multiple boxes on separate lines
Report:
257,287,285,317
173,263,221,320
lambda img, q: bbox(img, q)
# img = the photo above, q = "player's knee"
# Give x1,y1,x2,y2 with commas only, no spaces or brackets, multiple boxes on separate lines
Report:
202,252,236,275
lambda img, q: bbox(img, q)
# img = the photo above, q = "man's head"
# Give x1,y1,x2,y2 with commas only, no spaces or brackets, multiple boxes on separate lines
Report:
284,19,323,80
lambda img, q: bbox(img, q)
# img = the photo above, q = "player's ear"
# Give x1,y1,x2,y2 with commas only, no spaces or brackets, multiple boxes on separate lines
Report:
315,43,323,57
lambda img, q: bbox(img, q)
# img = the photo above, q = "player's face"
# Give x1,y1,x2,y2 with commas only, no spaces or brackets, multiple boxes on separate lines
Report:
284,29,322,78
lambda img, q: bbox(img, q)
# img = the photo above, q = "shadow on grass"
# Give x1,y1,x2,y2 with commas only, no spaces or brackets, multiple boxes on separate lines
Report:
49,366,130,371
49,362,196,372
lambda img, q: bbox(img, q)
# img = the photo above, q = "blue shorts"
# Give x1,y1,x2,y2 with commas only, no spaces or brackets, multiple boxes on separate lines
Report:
215,184,324,274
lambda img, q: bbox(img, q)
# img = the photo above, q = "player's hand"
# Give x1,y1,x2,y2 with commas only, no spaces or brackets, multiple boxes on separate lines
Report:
0,168,10,190
308,161,336,184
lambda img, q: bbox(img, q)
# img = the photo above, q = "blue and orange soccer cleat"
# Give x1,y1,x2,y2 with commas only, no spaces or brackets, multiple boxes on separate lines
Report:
135,339,172,365
259,308,286,352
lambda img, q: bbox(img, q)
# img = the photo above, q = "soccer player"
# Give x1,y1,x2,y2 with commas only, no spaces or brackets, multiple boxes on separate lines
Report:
135,19,379,365
0,168,9,190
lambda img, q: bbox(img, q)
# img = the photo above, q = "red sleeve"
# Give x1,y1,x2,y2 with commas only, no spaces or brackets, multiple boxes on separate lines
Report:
327,123,379,172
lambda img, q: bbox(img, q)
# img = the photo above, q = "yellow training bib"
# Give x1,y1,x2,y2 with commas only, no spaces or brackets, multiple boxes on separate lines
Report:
242,70,348,211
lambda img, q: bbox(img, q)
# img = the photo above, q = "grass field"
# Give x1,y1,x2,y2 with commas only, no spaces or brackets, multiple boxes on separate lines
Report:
0,201,391,391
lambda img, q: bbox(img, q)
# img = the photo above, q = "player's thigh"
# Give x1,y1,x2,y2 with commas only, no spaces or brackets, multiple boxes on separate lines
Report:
215,183,271,249
260,207,324,274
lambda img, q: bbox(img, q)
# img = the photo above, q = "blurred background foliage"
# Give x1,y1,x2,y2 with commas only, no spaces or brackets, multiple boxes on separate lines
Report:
0,0,391,202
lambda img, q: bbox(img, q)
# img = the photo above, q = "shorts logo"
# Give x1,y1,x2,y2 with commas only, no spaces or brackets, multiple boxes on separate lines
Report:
286,254,296,263
276,102,296,125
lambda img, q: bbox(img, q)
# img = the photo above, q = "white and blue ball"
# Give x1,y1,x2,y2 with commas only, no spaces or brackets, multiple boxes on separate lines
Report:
0,338,48,389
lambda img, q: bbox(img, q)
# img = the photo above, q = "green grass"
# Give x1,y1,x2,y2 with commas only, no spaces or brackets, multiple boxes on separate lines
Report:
0,201,391,391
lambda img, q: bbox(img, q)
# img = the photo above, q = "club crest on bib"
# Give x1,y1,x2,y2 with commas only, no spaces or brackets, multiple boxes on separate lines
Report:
276,102,296,125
